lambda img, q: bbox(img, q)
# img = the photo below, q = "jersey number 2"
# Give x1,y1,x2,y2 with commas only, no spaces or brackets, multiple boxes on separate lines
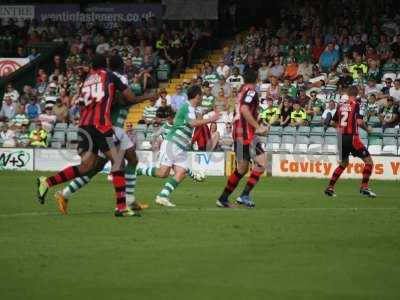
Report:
340,111,348,127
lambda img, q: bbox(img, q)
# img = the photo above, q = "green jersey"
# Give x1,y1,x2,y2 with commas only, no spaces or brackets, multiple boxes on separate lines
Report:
110,102,129,128
166,102,196,150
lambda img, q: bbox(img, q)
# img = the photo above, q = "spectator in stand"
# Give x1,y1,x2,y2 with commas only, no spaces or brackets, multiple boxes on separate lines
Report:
227,87,238,114
216,59,230,79
279,98,293,127
38,105,57,132
349,54,368,80
25,97,41,120
164,40,185,77
155,97,173,124
319,42,340,73
214,89,228,112
170,84,188,112
155,88,171,107
290,101,307,127
4,83,20,103
226,67,244,90
389,79,400,103
68,100,80,124
209,122,220,151
379,97,398,129
0,96,17,122
29,121,48,148
212,77,231,98
16,124,31,147
306,91,325,116
259,98,280,126
138,55,155,91
321,100,337,128
141,97,158,125
95,35,110,55
53,98,69,123
11,106,29,127
258,59,269,82
381,77,393,95
269,56,284,78
312,37,325,63
284,57,299,80
0,123,16,147
232,56,245,74
220,122,234,151
365,94,380,122
201,86,215,114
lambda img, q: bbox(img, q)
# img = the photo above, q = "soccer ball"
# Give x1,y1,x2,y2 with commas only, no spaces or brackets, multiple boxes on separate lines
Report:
192,170,206,182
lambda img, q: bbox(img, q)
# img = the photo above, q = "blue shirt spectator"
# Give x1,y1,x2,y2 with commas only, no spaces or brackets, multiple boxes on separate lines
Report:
319,43,340,73
170,85,188,111
25,99,41,119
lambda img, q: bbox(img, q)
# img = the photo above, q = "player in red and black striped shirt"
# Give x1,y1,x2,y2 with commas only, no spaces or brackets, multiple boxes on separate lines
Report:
36,54,142,217
217,70,269,208
325,86,376,197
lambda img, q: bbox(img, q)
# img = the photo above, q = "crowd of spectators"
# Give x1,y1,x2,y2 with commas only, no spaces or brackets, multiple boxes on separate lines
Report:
2,0,400,152
0,16,215,148
138,0,400,152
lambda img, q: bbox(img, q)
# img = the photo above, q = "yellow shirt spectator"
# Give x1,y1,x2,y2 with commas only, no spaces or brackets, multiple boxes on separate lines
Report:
29,123,48,147
260,102,280,125
290,103,307,126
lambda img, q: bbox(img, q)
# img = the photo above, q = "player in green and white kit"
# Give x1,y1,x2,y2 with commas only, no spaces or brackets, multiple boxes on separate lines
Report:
136,85,220,207
54,55,148,214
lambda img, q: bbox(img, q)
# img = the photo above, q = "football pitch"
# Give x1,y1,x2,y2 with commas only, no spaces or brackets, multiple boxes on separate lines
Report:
0,171,399,300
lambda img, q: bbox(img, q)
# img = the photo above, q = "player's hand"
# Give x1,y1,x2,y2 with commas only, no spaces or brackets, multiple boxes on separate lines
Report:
256,125,269,136
209,112,221,122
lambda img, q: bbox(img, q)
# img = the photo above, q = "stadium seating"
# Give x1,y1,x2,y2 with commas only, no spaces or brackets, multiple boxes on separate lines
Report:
368,136,383,155
310,126,324,136
308,135,324,153
382,136,398,155
297,126,310,136
323,136,338,153
280,135,294,152
294,136,309,153
266,135,281,152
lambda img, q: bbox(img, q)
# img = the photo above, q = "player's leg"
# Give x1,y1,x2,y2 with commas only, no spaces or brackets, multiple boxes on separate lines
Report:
37,151,97,204
54,157,107,214
155,141,187,207
216,142,250,207
359,155,376,197
351,136,377,197
101,128,138,217
325,159,348,197
124,147,149,210
236,143,267,208
325,134,351,197
154,165,176,206
137,164,204,182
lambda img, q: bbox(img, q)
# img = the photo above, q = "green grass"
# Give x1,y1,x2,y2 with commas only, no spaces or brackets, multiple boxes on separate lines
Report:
0,171,399,300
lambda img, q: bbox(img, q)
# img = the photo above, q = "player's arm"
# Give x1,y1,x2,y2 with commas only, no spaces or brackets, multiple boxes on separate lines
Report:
357,118,370,133
189,112,221,127
241,104,269,135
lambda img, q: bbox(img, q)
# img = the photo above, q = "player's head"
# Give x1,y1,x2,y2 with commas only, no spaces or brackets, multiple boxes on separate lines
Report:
347,86,358,98
243,70,257,84
91,54,107,70
187,84,203,106
109,54,124,73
